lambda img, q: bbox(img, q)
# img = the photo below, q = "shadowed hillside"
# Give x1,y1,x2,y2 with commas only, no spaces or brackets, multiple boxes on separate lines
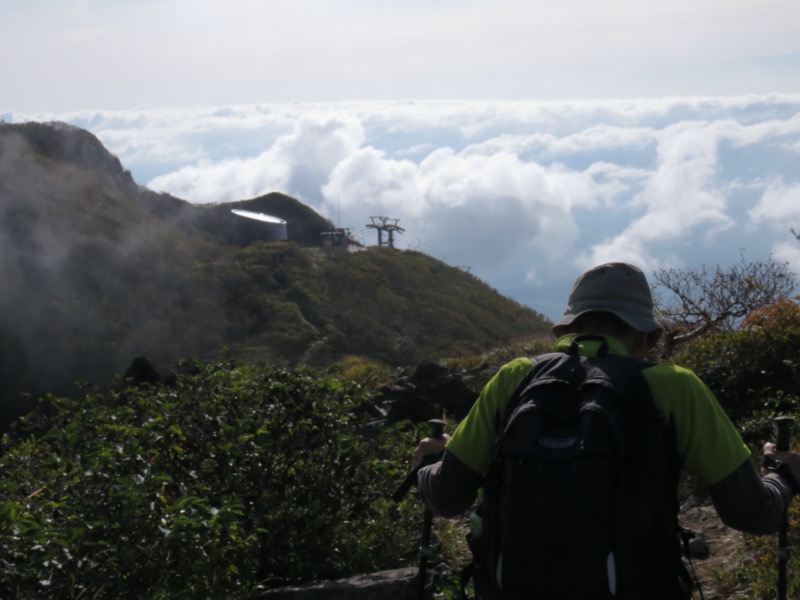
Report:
0,121,551,428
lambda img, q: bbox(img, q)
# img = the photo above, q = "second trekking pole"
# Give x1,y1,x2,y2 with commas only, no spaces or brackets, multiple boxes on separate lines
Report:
417,419,445,599
774,415,795,600
391,418,446,599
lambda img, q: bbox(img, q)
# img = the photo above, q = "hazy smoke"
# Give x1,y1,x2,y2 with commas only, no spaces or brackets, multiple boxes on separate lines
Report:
0,123,227,431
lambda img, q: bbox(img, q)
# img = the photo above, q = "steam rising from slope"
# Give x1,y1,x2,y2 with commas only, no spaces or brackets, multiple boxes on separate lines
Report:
0,123,227,427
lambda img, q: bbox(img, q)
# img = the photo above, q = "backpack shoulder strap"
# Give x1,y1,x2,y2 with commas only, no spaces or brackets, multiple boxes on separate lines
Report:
495,350,568,433
498,334,651,433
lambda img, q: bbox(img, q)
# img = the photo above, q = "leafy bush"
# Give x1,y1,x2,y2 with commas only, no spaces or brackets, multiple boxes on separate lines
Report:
0,363,421,598
323,356,394,391
672,298,800,426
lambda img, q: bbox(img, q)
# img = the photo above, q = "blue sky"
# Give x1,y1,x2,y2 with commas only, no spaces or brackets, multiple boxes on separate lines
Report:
2,1,800,320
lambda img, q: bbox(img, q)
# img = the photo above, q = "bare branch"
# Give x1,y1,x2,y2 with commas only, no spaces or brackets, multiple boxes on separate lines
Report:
653,253,796,356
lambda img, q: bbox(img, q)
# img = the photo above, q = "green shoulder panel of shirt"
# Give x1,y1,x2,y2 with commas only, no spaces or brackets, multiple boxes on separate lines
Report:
446,334,751,487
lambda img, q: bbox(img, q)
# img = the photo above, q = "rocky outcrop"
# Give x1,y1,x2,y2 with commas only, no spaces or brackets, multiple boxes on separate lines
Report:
121,356,187,388
377,361,478,424
123,356,163,387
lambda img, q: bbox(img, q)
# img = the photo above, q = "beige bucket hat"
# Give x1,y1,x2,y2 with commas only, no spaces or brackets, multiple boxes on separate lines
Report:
552,262,663,339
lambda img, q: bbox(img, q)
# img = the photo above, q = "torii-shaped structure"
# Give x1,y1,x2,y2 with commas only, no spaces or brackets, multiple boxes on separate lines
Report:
366,216,404,248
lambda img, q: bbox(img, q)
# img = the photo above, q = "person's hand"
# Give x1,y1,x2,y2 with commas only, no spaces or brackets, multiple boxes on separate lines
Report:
411,434,450,470
763,442,800,486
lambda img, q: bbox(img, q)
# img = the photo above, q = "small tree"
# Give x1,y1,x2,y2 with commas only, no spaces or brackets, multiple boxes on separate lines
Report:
653,253,796,358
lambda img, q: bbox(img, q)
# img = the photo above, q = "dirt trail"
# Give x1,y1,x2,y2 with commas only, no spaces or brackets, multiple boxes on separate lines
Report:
680,496,749,599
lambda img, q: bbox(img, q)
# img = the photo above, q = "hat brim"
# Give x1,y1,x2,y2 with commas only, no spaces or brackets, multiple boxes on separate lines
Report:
552,308,663,342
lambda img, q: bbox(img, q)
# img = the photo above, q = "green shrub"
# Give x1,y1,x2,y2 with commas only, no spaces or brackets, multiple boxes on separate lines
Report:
0,363,421,598
673,299,800,426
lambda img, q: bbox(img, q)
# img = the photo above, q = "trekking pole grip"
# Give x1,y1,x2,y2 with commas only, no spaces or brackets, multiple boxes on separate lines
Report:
776,416,795,452
428,418,445,441
392,419,447,502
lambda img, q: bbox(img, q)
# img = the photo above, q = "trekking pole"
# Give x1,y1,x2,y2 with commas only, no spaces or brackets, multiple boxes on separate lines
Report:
775,416,795,600
392,418,446,599
418,419,445,598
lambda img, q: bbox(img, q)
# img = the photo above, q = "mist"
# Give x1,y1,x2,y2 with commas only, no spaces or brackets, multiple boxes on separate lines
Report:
0,123,227,430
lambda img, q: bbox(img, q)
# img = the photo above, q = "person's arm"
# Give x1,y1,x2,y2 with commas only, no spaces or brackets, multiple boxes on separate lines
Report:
644,365,793,534
707,459,793,535
417,451,483,517
410,357,535,517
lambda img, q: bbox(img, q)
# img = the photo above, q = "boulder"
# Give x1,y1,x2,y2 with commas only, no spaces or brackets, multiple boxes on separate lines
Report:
123,356,162,386
381,361,478,424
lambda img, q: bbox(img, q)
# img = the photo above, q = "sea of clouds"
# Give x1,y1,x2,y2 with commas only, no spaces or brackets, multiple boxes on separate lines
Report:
6,94,800,319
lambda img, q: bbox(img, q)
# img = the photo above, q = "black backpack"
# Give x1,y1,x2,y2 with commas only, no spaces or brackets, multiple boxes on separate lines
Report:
468,335,691,599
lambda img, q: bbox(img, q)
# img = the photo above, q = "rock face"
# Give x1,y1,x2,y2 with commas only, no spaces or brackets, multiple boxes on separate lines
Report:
378,361,478,424
253,567,420,600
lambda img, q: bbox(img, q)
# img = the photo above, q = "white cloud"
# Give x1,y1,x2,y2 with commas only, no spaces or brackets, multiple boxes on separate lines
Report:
147,113,364,204
9,94,800,318
323,148,423,218
272,114,366,203
323,141,621,274
773,240,800,281
147,155,289,205
749,179,800,225
579,120,734,270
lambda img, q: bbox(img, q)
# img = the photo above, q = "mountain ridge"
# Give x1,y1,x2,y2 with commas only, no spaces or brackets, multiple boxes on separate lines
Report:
0,121,551,427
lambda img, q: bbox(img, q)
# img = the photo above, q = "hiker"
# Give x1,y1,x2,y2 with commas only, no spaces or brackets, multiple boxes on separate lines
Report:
411,262,800,598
